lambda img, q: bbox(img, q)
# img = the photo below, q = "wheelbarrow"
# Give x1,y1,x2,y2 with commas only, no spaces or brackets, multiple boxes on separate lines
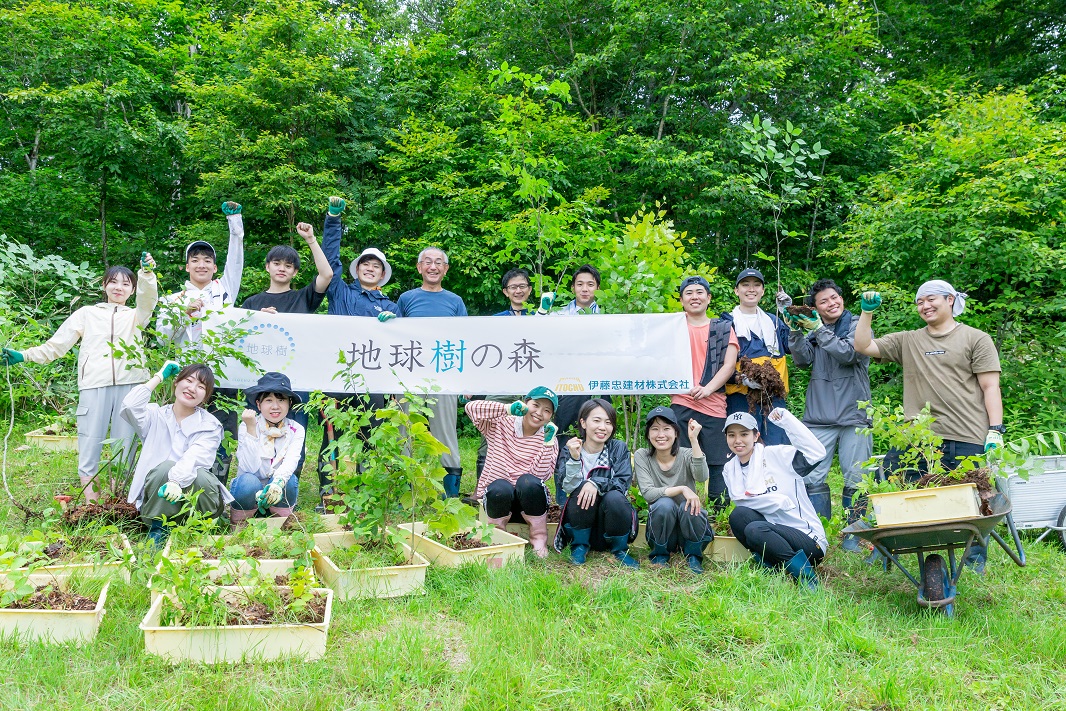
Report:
841,490,1025,617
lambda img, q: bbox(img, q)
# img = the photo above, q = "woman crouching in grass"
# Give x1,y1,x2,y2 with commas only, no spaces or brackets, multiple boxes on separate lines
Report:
120,361,225,545
554,399,639,568
229,372,305,525
467,386,559,557
633,406,714,574
723,408,828,589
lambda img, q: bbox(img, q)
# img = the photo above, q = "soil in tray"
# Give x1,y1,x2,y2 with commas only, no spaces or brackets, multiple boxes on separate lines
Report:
40,537,118,564
785,305,815,317
737,357,787,414
64,497,140,526
917,467,995,516
223,591,327,626
4,586,97,611
444,534,490,551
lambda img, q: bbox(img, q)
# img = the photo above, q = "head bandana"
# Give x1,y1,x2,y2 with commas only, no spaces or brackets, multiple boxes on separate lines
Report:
915,280,967,317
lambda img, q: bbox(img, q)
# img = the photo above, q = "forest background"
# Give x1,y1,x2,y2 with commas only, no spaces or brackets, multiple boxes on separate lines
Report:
0,0,1064,434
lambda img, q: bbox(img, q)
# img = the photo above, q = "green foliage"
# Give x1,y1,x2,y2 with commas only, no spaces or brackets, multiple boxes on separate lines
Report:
422,497,494,546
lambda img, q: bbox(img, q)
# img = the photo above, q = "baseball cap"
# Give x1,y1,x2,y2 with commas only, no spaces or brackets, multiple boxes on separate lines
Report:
351,247,393,287
679,275,711,296
185,240,216,261
722,411,759,432
525,386,558,411
735,268,765,286
644,405,680,428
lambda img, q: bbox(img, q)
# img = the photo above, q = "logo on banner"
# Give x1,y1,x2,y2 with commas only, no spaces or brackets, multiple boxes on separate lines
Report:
554,377,585,393
237,322,298,372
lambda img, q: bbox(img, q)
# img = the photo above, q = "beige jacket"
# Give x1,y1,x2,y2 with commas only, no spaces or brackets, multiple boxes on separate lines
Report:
23,269,158,390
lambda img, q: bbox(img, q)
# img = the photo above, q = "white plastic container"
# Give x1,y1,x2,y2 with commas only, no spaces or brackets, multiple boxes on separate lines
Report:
0,574,108,644
709,535,749,563
869,483,982,527
140,586,333,664
24,428,78,452
4,534,134,584
397,522,527,568
312,531,428,600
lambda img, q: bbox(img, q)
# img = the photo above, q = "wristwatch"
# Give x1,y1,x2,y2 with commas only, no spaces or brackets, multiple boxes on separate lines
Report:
988,424,1006,434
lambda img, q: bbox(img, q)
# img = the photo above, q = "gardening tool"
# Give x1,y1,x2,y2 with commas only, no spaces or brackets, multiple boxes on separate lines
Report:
842,481,1025,617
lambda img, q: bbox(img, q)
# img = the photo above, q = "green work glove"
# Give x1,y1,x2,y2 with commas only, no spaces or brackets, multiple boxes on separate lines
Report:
860,291,882,312
797,313,823,333
1,348,24,365
377,311,396,323
508,401,529,416
157,481,182,503
458,395,470,406
158,360,182,380
537,292,555,315
328,196,346,216
140,252,156,272
783,312,804,331
984,429,1004,452
221,201,242,215
543,422,558,444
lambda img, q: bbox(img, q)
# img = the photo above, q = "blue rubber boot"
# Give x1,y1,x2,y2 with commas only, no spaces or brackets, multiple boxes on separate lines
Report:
605,534,639,569
442,469,461,498
751,551,772,569
648,540,670,567
841,487,863,552
564,524,592,565
784,551,819,591
681,539,704,575
147,519,169,549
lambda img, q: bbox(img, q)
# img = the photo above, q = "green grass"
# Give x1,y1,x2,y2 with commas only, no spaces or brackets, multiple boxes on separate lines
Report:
2,422,1066,710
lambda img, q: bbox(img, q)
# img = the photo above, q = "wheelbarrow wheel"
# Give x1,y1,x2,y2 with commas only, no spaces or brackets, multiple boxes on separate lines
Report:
1056,505,1066,550
923,554,948,604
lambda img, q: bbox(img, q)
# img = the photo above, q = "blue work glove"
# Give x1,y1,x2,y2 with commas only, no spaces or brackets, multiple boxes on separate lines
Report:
543,422,558,444
221,201,242,215
984,430,1004,452
536,292,555,315
860,291,882,312
377,311,396,323
157,481,182,503
508,401,529,416
1,348,24,365
328,196,346,216
158,360,181,380
140,252,156,271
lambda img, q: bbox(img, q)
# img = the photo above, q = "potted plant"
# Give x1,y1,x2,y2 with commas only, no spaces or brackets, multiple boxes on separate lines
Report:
0,560,109,644
305,388,432,599
708,502,749,563
141,547,332,664
0,521,135,583
168,519,318,587
856,401,988,527
25,412,78,452
398,495,527,568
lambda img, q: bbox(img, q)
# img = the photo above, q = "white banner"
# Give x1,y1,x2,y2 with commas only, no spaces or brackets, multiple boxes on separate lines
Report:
206,308,692,396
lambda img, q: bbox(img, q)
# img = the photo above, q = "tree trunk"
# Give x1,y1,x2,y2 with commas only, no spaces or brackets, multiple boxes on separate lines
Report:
100,175,108,267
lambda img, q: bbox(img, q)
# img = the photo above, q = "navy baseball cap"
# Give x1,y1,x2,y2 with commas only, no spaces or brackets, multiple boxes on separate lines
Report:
679,275,711,295
735,268,765,286
644,405,680,428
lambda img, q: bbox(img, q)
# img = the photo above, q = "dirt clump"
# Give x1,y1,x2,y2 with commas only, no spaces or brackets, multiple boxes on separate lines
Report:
785,305,815,317
447,534,489,551
546,503,562,524
6,586,97,611
917,467,994,516
63,497,139,526
737,357,787,414
223,591,327,626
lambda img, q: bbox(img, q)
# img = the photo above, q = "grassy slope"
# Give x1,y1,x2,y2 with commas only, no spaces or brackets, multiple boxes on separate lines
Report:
2,424,1066,711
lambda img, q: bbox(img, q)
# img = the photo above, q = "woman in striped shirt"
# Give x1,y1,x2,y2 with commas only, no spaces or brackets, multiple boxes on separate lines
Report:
466,386,560,557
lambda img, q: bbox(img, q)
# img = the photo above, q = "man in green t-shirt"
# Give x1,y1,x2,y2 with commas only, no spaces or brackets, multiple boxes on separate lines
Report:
854,279,1003,570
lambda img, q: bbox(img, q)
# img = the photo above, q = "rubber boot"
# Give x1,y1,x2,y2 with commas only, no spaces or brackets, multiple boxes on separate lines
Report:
564,524,591,565
805,482,832,521
750,551,772,569
784,551,819,591
486,513,511,531
522,512,550,558
648,541,670,567
681,539,704,575
147,519,169,548
442,468,462,498
268,505,294,519
841,487,861,552
605,534,639,569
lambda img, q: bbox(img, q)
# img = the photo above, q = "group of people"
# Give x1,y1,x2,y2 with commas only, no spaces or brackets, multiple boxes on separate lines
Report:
1,196,1005,581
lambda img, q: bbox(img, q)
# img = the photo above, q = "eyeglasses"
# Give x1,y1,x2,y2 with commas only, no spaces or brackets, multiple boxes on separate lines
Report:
420,259,446,267
505,284,531,292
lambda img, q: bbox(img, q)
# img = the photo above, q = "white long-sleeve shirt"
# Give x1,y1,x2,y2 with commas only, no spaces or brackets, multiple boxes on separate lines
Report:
157,213,244,345
23,269,157,389
722,409,829,551
235,416,305,486
120,383,224,507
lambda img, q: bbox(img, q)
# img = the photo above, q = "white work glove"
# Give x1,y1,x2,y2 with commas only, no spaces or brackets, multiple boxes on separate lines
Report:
157,481,183,503
741,375,762,390
775,291,793,310
263,479,284,506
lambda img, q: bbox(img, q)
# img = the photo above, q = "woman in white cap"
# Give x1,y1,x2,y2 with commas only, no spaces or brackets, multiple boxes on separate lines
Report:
723,408,828,589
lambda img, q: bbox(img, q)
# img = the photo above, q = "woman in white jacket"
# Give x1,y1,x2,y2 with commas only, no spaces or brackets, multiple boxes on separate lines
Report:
2,255,158,502
723,408,828,589
229,372,305,523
